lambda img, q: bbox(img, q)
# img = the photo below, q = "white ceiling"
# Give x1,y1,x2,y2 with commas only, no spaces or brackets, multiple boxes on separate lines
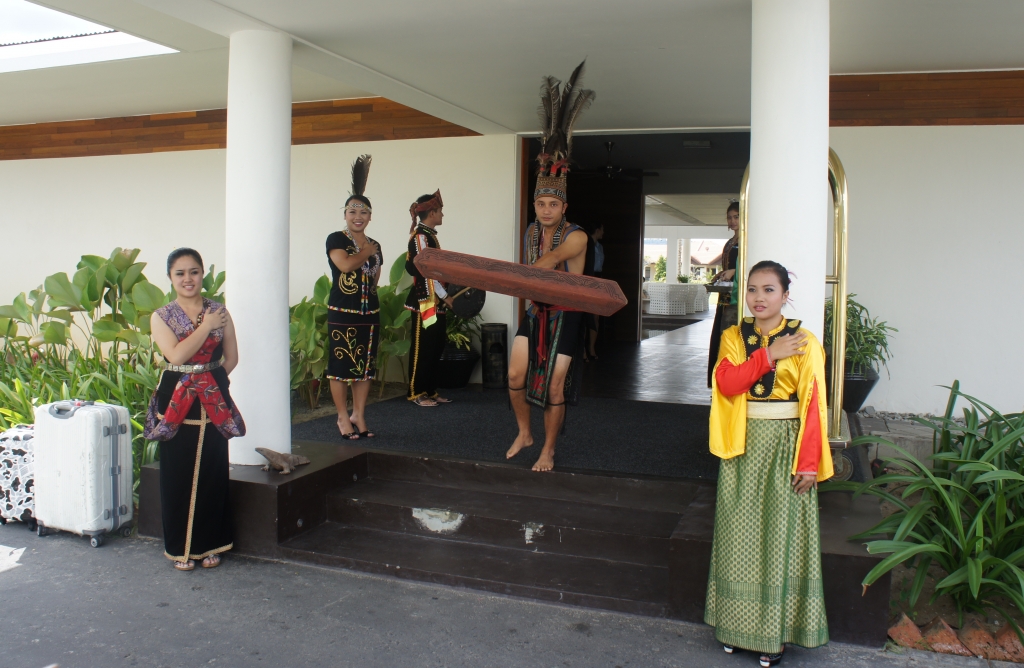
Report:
3,0,1024,129
647,194,737,226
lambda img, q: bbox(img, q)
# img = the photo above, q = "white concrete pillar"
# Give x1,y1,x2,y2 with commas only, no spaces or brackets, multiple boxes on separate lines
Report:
666,231,680,283
680,238,692,278
224,30,293,465
748,0,829,337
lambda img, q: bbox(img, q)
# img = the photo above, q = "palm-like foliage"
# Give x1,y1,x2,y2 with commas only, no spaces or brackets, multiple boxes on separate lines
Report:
823,381,1024,633
0,248,222,504
824,294,897,376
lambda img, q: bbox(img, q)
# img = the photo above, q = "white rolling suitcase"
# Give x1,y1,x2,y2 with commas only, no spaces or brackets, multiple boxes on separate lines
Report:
33,401,134,547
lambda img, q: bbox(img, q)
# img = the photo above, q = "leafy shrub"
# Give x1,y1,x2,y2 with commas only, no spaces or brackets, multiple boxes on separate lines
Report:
824,381,1024,631
824,294,897,376
288,254,412,404
289,276,330,409
0,248,223,503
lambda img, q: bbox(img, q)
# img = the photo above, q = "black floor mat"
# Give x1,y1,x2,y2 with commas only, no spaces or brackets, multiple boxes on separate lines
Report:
292,387,717,480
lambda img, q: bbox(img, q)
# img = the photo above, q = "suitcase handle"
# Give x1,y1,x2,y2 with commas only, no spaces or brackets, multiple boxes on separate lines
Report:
48,400,95,419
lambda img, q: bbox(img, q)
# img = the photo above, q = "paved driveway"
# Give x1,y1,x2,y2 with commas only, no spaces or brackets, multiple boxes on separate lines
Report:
0,523,996,668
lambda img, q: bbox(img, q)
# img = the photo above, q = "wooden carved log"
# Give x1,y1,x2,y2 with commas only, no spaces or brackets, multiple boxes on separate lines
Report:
413,248,628,317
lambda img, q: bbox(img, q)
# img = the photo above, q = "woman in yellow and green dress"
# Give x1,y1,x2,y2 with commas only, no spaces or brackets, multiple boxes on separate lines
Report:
705,260,834,667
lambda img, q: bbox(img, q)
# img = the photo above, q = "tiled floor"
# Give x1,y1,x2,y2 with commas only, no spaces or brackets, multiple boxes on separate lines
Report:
583,308,717,406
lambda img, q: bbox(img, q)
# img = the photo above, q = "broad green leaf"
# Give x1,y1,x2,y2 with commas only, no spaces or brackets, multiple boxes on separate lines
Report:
389,253,407,286
45,273,86,311
121,263,147,293
92,320,124,343
109,247,135,271
45,309,75,322
115,330,141,346
132,281,169,313
313,275,331,304
121,300,138,325
77,254,106,271
40,321,68,345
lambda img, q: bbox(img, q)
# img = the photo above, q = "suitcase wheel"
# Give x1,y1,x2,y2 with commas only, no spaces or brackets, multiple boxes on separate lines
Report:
26,518,37,532
120,526,133,538
90,535,105,548
36,523,51,537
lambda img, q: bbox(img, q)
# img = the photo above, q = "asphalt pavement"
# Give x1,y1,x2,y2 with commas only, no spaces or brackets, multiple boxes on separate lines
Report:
0,522,1001,668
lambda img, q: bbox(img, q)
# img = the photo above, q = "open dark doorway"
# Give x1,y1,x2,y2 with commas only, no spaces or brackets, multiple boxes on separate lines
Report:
520,131,750,405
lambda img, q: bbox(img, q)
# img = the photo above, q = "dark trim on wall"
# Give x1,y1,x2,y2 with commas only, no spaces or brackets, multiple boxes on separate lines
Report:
0,97,479,161
831,70,1024,126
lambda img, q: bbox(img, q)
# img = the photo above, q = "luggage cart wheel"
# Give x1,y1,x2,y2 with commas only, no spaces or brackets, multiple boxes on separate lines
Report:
27,518,37,532
120,526,133,538
36,523,48,537
90,535,105,548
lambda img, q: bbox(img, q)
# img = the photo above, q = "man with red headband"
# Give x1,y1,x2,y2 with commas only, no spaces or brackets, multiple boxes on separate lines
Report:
506,61,595,472
406,191,454,406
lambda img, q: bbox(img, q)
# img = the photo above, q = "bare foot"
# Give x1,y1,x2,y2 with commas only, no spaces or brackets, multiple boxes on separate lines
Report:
532,449,555,472
506,432,533,459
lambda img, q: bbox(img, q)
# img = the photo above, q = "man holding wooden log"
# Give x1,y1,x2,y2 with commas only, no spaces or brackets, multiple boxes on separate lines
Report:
505,61,595,472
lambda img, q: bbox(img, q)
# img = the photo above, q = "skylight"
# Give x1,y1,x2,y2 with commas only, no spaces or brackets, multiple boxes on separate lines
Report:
0,0,176,74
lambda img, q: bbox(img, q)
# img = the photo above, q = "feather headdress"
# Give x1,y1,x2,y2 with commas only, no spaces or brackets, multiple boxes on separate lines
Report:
349,154,372,206
535,60,595,202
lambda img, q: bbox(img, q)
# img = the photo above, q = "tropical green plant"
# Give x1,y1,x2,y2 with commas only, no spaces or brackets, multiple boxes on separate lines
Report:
446,313,482,351
0,248,197,504
824,294,897,376
823,381,1024,633
676,274,691,283
289,275,330,409
654,255,667,282
374,254,412,397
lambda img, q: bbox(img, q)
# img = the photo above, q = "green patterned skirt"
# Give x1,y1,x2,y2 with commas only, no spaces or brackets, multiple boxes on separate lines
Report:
704,418,828,653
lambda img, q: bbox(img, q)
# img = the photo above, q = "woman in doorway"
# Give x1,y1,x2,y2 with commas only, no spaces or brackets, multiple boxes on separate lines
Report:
707,201,741,387
145,248,245,572
326,155,383,439
705,261,833,666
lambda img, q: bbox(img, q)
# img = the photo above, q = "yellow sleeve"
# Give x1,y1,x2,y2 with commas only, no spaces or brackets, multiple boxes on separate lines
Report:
709,326,749,460
791,329,834,481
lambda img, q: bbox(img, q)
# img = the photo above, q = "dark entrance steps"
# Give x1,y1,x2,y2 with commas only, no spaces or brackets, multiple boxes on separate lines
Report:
326,478,679,566
279,522,670,617
139,443,894,646
366,451,703,514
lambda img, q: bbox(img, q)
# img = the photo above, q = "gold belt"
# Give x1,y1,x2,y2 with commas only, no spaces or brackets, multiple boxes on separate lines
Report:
747,401,800,419
165,359,222,374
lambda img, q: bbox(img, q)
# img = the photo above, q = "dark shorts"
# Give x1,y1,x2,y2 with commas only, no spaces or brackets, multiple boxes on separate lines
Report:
515,311,583,358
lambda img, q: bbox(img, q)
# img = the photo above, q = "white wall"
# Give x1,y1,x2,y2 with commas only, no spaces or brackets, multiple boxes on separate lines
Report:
831,125,1024,414
0,134,519,380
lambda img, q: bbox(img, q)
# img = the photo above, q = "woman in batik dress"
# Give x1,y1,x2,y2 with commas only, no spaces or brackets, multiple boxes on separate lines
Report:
705,260,834,667
146,248,245,572
326,179,383,440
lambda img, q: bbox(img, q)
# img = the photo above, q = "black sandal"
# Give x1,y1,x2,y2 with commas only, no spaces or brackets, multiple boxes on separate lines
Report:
760,650,783,667
358,430,375,438
337,418,360,440
723,645,740,654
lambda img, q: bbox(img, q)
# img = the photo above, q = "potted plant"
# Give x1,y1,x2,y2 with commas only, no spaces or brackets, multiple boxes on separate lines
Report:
288,275,330,409
824,294,897,412
374,255,413,397
437,312,482,389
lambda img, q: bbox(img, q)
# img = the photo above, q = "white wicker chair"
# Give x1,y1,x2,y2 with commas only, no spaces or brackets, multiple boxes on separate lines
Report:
646,282,690,315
